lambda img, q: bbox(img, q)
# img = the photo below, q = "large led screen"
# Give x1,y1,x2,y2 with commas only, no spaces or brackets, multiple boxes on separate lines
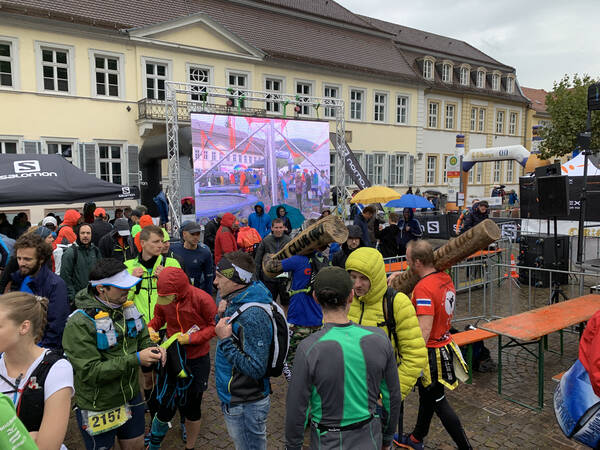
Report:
191,113,330,222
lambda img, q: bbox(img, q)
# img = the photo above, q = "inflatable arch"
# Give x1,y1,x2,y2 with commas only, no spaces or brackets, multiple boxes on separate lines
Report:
462,145,530,172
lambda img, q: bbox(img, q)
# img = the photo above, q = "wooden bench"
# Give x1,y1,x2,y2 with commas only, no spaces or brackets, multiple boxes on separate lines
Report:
451,328,498,384
552,371,565,383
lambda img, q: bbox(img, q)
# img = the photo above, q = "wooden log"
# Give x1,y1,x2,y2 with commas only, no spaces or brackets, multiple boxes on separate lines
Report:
391,218,501,294
262,215,349,278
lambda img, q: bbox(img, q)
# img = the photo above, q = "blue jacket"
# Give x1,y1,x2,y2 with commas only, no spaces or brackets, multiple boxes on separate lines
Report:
353,213,372,247
248,202,271,239
398,208,422,247
215,281,273,406
10,264,70,349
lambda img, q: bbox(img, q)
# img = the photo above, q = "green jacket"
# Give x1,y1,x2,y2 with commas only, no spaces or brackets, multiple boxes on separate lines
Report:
124,254,181,323
59,243,102,305
62,289,153,411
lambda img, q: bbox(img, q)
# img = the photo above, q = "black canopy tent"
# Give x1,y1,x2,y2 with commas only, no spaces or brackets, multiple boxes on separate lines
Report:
0,154,139,207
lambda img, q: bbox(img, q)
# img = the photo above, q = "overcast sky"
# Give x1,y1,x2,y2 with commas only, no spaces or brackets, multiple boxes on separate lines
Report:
336,0,600,91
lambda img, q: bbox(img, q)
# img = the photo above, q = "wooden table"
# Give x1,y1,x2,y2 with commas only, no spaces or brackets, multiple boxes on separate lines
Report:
479,294,600,410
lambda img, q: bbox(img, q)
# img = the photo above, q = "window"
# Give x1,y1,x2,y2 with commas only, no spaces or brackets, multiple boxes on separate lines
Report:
509,112,518,135
295,81,312,116
496,110,505,134
476,70,485,88
468,167,474,184
506,161,514,182
423,59,433,80
98,144,123,185
366,153,385,185
94,54,120,97
443,156,450,183
0,141,17,154
47,142,73,162
426,156,437,184
492,73,500,91
41,47,70,92
265,78,283,113
506,76,514,94
396,95,408,124
0,40,14,88
350,89,364,120
470,107,477,131
427,101,439,128
476,163,483,183
323,85,340,118
145,61,168,100
460,66,469,86
493,161,501,183
445,104,455,129
228,72,248,108
442,63,452,83
374,93,387,122
478,108,486,132
189,66,210,102
388,154,406,185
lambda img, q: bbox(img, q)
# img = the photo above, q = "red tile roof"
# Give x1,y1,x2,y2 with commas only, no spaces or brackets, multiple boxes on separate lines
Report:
521,87,548,113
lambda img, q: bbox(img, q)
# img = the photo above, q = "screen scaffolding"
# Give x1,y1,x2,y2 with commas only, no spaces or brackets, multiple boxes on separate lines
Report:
165,81,347,233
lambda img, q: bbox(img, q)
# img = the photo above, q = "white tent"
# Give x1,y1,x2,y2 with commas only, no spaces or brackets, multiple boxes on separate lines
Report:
561,153,600,176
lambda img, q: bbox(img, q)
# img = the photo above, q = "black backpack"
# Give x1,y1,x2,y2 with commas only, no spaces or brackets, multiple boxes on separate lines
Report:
378,287,402,363
228,301,290,378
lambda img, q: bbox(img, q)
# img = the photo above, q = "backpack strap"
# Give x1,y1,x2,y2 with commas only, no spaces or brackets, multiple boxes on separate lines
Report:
228,302,274,323
380,287,401,362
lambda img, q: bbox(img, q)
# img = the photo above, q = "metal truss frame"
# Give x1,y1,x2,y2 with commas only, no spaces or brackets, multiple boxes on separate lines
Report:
165,81,347,233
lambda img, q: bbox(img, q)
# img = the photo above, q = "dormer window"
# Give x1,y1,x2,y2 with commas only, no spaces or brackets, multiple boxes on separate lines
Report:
423,59,434,80
442,62,453,83
492,71,501,91
476,69,486,88
460,66,470,86
506,76,515,94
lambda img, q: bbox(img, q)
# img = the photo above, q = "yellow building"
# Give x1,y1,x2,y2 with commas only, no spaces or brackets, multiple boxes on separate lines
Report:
0,0,529,222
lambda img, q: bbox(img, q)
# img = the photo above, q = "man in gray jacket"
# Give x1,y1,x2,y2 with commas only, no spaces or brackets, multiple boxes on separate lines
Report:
254,218,291,307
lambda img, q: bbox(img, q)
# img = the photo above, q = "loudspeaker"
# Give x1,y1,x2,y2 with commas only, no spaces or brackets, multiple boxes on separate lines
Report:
518,234,569,287
537,176,569,218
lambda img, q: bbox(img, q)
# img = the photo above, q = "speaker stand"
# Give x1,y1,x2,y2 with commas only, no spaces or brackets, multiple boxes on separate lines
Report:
549,280,568,305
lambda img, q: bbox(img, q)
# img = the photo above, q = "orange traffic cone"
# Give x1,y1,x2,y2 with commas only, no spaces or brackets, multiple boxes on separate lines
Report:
509,253,519,278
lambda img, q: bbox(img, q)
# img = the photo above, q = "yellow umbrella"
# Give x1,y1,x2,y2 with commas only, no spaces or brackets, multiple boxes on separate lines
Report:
350,185,401,204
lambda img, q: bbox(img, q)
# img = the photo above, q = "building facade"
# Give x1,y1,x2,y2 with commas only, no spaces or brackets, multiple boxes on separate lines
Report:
0,0,529,221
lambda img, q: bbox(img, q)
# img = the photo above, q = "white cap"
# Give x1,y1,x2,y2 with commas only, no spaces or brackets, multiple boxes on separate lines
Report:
90,269,141,289
42,216,58,227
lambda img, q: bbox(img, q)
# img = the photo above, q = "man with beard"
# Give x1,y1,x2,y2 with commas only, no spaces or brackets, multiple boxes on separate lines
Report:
60,223,102,308
9,233,69,349
331,225,363,268
254,219,292,307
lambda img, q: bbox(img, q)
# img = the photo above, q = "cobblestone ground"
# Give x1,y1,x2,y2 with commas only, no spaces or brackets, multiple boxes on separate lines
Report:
64,272,594,449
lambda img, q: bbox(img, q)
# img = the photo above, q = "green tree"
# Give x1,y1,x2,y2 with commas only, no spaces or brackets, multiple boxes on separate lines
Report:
539,74,600,159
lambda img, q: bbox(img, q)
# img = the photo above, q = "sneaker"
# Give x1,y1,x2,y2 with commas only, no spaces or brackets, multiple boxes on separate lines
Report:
393,433,410,448
398,434,424,450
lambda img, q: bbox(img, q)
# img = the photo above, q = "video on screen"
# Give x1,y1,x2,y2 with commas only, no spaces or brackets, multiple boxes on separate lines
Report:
191,113,330,223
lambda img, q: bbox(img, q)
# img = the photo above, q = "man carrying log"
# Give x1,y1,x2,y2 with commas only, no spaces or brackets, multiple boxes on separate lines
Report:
398,240,472,450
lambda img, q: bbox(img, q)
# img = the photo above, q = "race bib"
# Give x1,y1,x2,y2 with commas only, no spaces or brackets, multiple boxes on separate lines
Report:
81,404,131,436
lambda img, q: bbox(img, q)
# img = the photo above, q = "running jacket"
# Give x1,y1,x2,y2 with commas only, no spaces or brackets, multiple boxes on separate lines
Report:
346,247,428,399
285,322,402,449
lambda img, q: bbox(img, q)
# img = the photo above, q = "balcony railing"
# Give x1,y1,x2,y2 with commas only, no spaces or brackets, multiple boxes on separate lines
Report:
137,98,267,122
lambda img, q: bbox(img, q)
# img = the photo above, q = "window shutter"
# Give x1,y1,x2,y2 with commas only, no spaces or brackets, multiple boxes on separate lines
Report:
127,145,139,187
408,155,415,186
84,143,97,176
23,141,40,154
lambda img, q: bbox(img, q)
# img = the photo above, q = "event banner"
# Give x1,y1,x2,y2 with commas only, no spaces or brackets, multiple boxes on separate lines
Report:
328,132,371,189
191,113,330,221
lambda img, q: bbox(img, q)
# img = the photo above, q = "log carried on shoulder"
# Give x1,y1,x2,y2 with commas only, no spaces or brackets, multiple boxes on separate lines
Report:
262,214,349,278
391,218,501,294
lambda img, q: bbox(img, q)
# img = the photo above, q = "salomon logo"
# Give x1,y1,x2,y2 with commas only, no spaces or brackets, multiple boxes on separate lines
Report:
14,160,40,173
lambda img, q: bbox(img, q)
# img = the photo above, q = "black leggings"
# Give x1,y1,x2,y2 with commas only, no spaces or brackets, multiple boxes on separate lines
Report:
412,380,471,450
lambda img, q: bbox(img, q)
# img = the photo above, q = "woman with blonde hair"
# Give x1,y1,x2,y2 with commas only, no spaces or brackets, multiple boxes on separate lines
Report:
0,292,73,449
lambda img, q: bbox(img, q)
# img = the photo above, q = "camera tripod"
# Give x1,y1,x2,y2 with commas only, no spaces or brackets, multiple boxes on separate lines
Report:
549,280,568,304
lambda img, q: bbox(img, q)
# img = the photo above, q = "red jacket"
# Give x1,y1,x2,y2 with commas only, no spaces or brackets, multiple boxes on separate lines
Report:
214,212,238,264
579,309,600,396
149,267,217,359
56,209,80,245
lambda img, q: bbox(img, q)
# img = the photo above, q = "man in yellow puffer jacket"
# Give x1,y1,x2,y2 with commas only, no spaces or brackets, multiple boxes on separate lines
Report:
346,247,427,441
